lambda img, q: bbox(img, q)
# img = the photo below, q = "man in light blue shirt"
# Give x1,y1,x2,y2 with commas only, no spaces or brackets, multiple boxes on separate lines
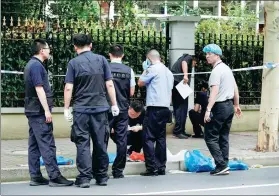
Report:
138,49,174,176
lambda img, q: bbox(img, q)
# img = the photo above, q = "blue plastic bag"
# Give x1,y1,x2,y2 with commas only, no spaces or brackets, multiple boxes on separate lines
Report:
40,156,74,166
108,153,116,163
184,150,215,172
228,160,249,171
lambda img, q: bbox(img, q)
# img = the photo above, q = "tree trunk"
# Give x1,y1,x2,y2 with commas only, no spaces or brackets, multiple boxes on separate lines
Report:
256,1,279,152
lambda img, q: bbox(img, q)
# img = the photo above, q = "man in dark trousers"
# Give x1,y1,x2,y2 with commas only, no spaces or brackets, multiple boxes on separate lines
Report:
203,44,242,176
24,39,74,187
110,101,145,155
171,54,197,139
138,49,174,176
107,44,136,179
189,81,208,138
64,34,119,188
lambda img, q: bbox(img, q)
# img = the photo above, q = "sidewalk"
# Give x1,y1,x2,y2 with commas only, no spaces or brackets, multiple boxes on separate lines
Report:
1,132,279,182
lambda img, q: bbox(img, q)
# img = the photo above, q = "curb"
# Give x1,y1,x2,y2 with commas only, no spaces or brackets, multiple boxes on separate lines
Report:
1,161,180,182
2,156,279,182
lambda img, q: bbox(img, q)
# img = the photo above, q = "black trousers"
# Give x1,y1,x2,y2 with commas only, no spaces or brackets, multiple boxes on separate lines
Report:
143,107,170,172
27,115,61,180
108,112,129,176
189,110,205,136
172,81,189,135
71,111,110,183
127,131,143,155
204,100,234,168
110,129,143,155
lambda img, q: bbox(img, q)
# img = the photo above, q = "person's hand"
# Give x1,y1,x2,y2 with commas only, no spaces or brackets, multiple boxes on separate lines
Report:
204,111,211,123
234,105,242,118
111,105,120,116
64,108,73,122
111,128,115,134
183,75,189,84
45,111,52,123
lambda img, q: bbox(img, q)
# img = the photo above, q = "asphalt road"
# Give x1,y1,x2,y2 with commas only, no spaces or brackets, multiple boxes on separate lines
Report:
1,167,279,195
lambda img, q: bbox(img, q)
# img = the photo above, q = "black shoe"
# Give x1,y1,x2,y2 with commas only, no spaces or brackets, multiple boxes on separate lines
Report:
210,166,229,176
140,171,158,176
30,176,49,186
113,174,124,179
75,179,90,188
173,134,188,139
95,176,109,186
158,170,166,175
192,134,204,138
182,132,192,137
49,175,74,187
96,180,108,186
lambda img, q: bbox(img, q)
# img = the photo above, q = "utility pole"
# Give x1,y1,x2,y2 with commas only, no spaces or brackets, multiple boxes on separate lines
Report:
256,1,279,152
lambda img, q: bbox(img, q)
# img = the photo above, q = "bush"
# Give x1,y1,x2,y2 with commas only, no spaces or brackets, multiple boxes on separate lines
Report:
1,22,167,107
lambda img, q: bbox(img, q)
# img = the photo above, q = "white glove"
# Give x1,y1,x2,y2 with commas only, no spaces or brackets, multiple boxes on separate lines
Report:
111,105,120,116
64,108,73,122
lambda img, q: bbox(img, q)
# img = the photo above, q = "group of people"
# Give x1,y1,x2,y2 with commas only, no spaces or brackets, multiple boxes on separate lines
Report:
23,33,242,188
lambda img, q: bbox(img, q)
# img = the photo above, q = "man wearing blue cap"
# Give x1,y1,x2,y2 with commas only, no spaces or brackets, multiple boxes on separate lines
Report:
202,44,242,176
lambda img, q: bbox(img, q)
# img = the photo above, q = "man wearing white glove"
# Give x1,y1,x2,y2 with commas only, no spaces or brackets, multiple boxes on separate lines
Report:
110,101,145,156
111,105,120,117
64,108,73,122
64,34,117,188
106,45,136,179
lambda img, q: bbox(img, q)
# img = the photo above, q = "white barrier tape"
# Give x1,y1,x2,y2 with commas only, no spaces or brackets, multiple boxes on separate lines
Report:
1,70,24,74
2,62,279,77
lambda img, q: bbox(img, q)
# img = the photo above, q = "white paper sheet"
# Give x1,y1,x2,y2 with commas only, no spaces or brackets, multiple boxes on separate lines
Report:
175,80,193,99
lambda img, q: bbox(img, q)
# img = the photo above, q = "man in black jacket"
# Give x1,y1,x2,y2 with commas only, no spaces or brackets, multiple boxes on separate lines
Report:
64,34,119,187
189,81,209,138
107,44,136,179
24,39,74,187
111,101,145,155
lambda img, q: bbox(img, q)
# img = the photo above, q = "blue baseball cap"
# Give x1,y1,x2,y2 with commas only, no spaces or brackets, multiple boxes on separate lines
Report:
203,44,222,56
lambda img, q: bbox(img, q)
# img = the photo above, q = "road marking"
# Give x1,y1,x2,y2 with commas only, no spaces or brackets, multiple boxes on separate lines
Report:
124,183,279,195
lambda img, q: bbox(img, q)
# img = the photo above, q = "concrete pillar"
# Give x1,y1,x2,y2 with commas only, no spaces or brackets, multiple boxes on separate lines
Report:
159,16,201,110
217,0,222,17
193,0,199,9
241,0,246,9
164,0,168,15
109,1,115,20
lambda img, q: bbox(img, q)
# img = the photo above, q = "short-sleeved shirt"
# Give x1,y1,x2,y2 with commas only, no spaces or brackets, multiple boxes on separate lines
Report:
171,54,193,82
129,109,145,127
208,61,235,102
25,57,52,117
139,62,174,107
65,51,113,113
195,92,208,113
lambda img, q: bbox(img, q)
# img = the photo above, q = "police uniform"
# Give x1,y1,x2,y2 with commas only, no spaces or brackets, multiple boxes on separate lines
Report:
65,51,111,184
108,60,135,178
24,57,61,180
171,54,194,136
139,62,174,174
